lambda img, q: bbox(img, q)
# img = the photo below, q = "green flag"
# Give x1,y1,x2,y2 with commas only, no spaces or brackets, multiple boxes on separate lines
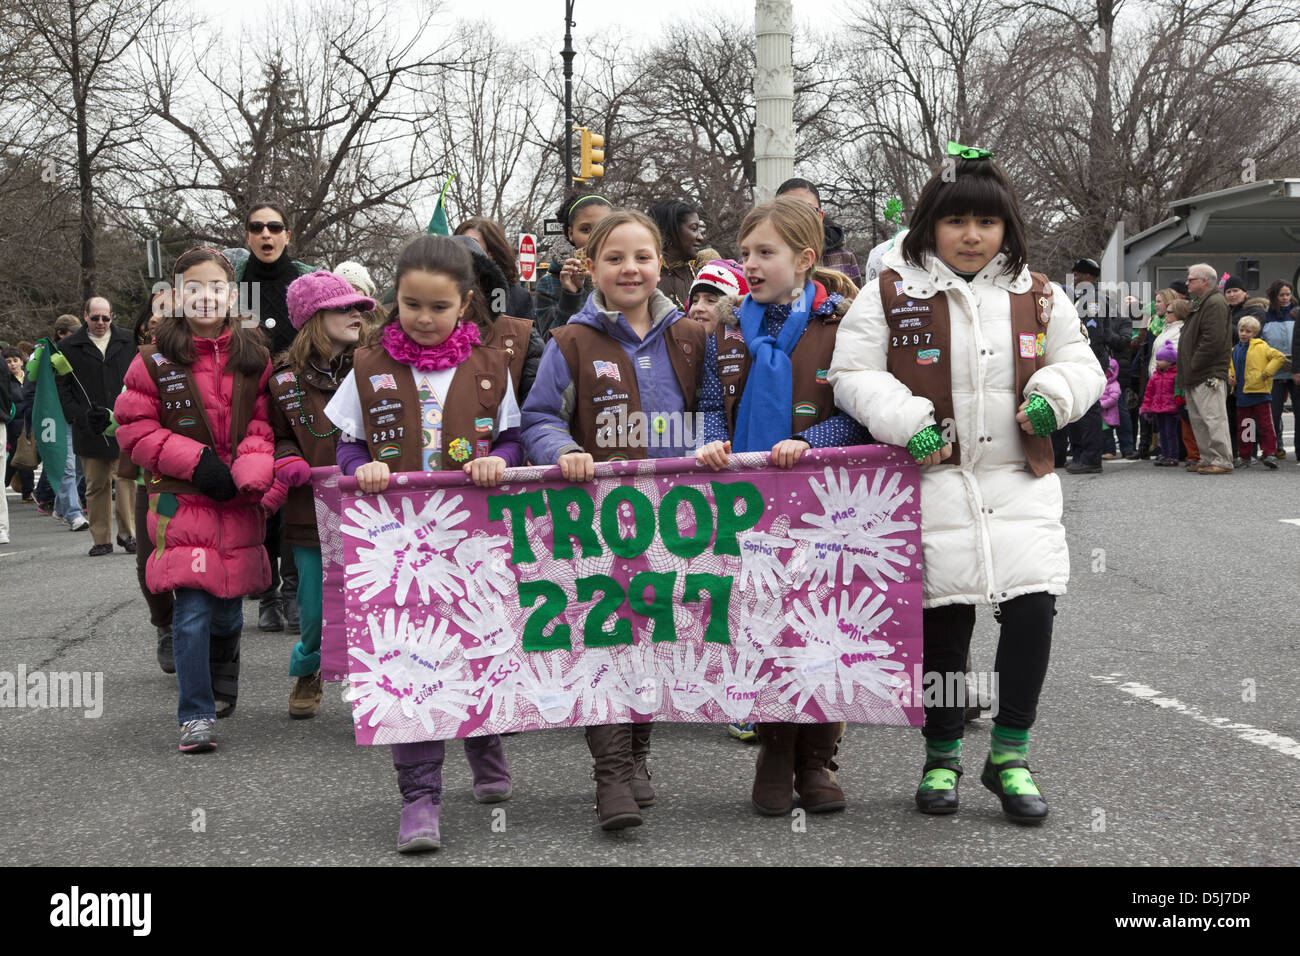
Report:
30,338,68,485
425,175,455,236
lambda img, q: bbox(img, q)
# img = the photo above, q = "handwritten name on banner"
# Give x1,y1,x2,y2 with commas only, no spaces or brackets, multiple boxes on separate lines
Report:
313,445,925,745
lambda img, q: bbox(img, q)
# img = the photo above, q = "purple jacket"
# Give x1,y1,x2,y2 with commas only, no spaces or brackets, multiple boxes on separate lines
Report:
521,289,699,464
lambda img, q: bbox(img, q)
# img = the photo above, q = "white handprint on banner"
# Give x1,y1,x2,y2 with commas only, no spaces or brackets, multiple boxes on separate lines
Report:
733,595,788,660
789,466,916,590
452,533,513,597
344,608,478,733
570,648,622,723
611,641,662,715
713,651,773,721
452,579,516,660
735,530,795,600
662,641,718,711
775,589,902,709
343,492,470,605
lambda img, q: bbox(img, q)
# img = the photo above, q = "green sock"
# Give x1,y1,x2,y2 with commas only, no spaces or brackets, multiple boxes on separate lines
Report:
919,739,961,791
989,725,1039,795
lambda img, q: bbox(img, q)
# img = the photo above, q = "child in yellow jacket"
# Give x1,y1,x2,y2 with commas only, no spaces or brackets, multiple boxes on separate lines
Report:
1229,315,1285,467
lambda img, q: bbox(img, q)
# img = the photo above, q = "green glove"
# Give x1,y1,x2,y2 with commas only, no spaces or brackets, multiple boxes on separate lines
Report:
1023,394,1057,436
51,351,72,375
907,425,947,461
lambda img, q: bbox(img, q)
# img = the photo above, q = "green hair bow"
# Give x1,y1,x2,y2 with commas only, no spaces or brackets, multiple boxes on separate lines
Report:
946,141,994,160
883,197,904,226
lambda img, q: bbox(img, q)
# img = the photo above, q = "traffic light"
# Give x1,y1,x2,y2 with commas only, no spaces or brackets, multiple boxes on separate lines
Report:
574,126,604,183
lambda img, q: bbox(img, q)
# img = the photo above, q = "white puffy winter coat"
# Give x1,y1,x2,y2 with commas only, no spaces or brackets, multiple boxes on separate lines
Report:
829,246,1105,608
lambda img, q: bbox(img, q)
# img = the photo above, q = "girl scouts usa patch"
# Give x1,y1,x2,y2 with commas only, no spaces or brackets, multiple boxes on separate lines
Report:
1019,333,1037,358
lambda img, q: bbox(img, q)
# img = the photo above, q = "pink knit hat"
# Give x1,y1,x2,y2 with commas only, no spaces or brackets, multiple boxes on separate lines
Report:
286,270,377,330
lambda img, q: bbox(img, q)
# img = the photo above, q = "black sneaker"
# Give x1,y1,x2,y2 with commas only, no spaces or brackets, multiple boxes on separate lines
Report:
1065,462,1103,474
258,597,286,631
117,534,137,554
1262,456,1278,470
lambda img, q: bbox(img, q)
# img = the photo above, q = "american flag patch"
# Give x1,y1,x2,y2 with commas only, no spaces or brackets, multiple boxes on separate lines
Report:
637,355,652,370
724,327,744,341
369,373,398,391
894,280,905,295
151,353,169,366
593,360,621,382
275,371,296,385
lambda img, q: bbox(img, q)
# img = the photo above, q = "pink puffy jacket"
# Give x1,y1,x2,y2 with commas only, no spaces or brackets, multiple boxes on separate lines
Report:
114,333,274,598
1140,365,1179,416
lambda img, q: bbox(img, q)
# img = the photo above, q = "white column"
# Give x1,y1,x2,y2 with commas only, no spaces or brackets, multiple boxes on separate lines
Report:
754,0,794,202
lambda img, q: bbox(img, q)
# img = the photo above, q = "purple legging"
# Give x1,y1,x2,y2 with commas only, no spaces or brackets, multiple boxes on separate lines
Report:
1156,413,1180,460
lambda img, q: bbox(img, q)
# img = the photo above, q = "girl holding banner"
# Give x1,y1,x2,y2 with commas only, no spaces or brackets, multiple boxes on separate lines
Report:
694,196,868,817
265,270,375,719
520,209,706,830
324,235,523,853
828,146,1105,824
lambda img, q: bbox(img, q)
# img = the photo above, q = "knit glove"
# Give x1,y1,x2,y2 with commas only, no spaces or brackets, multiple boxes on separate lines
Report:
191,447,238,502
1022,394,1057,437
906,425,947,462
260,457,310,514
50,351,72,375
85,406,111,434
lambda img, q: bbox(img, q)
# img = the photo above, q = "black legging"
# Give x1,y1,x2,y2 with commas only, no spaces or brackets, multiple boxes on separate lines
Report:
921,592,1056,741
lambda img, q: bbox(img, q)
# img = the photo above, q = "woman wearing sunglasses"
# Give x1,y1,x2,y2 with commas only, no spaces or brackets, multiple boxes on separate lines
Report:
220,201,318,633
221,201,317,357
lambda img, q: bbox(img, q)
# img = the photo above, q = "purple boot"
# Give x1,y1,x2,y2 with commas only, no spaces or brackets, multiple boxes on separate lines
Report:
393,741,444,852
463,734,512,803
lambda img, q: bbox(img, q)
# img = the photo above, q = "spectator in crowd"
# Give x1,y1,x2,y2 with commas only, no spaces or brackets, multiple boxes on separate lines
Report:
1223,275,1252,335
685,259,747,334
454,217,536,321
56,296,137,555
1229,315,1285,468
1139,340,1181,466
1178,263,1235,474
646,198,703,311
777,177,863,287
534,193,611,336
0,347,20,543
333,260,386,335
4,347,34,502
1057,257,1121,473
1262,280,1295,458
30,314,88,527
222,201,315,631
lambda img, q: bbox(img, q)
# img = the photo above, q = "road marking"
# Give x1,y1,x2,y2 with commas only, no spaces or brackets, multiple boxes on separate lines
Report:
1093,674,1300,762
1279,519,1300,527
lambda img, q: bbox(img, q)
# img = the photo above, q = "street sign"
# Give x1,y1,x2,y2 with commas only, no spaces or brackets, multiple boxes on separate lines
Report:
146,238,162,279
518,233,537,282
543,218,566,236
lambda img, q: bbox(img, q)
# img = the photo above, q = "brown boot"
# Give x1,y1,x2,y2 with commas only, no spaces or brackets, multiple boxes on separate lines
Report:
585,724,642,830
629,722,656,808
752,722,799,815
794,722,847,813
289,672,323,719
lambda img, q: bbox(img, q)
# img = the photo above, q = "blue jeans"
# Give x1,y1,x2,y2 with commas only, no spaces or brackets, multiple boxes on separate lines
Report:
54,432,84,523
1115,394,1135,454
173,587,242,724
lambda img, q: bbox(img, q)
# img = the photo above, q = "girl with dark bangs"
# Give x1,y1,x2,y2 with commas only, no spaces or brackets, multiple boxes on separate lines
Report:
830,145,1104,825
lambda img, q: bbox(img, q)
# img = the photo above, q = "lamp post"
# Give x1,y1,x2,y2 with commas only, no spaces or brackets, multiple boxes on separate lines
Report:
562,1,576,185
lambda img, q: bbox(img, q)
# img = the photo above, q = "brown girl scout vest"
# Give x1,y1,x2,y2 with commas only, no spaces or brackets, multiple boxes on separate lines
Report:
137,344,259,494
351,342,511,474
479,315,533,401
878,269,1056,476
714,295,848,438
549,318,705,462
267,361,346,544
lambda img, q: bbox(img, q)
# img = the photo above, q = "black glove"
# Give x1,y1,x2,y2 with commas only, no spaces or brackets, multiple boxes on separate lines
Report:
191,448,238,502
86,407,111,434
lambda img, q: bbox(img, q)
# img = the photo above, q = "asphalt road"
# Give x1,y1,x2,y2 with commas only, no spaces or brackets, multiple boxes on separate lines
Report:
2,455,1297,867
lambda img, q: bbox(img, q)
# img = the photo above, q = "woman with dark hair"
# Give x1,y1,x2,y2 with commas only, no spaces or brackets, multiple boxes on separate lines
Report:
534,192,612,336
646,199,703,311
454,217,536,321
220,200,316,632
831,144,1104,825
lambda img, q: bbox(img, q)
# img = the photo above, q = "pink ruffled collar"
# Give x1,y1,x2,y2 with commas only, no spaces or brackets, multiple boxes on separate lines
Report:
381,321,480,371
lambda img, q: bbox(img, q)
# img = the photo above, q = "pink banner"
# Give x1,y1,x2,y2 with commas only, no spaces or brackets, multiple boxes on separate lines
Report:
314,445,924,745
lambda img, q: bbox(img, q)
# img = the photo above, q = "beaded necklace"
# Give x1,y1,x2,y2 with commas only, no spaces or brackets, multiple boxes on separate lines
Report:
294,360,340,439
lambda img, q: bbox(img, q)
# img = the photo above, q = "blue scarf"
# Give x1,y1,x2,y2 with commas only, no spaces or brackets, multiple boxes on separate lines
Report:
732,280,817,453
